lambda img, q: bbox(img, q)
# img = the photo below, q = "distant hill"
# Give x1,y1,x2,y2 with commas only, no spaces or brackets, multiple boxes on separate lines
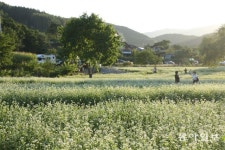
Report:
113,25,154,47
145,25,221,38
152,34,203,48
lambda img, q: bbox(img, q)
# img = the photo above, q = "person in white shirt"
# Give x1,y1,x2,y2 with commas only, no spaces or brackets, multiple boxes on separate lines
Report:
192,71,199,84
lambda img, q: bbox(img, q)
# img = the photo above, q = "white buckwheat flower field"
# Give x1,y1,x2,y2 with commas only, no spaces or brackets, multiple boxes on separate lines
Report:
0,66,225,149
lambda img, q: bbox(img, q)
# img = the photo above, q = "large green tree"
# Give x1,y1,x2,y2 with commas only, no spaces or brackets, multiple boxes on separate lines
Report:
200,25,225,65
61,13,121,76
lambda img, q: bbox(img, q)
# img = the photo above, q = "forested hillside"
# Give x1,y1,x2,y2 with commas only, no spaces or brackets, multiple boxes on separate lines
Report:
114,25,154,47
0,2,67,32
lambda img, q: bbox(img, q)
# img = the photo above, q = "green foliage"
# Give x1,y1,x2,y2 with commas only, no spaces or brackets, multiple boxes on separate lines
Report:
46,22,63,51
173,48,199,65
200,25,225,65
56,61,79,76
133,49,161,65
61,13,121,66
33,61,78,77
1,17,24,50
151,40,170,50
34,62,56,77
10,52,38,76
22,29,49,54
1,14,49,54
0,33,15,69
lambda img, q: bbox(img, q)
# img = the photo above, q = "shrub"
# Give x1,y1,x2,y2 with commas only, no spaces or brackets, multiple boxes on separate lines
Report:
10,52,38,76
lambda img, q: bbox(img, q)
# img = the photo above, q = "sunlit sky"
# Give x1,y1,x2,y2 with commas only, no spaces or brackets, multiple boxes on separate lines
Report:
1,0,225,33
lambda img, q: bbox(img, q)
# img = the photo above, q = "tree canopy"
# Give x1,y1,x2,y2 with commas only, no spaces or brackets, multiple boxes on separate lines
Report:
133,48,161,65
200,25,225,65
2,15,49,54
0,33,15,69
61,13,121,66
151,40,170,50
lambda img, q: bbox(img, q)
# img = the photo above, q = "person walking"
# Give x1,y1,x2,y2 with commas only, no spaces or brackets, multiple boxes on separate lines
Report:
153,66,157,73
175,71,180,83
191,71,199,84
184,68,187,74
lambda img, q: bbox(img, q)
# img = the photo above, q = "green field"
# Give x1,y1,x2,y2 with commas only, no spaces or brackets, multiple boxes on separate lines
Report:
1,66,225,149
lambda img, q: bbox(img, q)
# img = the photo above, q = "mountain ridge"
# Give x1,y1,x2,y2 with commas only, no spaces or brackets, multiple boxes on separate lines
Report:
113,25,154,47
144,24,222,38
152,34,203,48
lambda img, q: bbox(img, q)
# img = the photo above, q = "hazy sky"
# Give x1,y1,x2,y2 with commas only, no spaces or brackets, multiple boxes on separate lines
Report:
1,0,225,33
